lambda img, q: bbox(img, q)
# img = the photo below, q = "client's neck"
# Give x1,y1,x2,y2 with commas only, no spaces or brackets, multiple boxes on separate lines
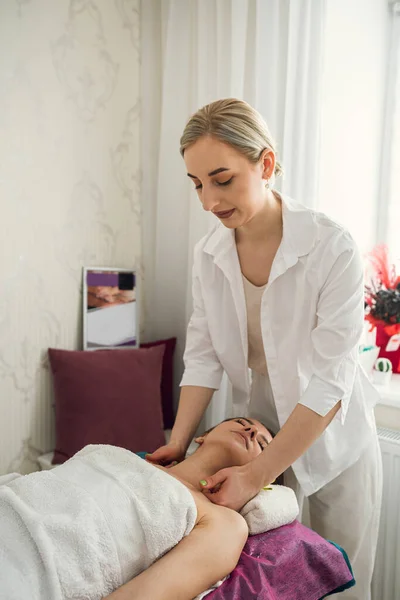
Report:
168,445,234,491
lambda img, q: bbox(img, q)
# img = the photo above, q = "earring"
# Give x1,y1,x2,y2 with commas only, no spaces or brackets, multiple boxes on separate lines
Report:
265,179,270,189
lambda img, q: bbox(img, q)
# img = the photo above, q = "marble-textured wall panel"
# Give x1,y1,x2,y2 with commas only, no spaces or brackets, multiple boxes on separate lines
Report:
0,0,141,474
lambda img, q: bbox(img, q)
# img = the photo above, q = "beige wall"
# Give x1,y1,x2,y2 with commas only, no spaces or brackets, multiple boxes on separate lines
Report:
0,0,141,474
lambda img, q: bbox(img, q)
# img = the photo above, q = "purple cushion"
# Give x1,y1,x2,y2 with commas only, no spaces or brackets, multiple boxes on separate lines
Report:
208,520,354,600
140,337,176,429
48,347,166,464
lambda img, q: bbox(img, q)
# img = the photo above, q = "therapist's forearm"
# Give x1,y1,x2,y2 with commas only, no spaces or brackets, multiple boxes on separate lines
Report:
250,401,342,487
170,386,215,450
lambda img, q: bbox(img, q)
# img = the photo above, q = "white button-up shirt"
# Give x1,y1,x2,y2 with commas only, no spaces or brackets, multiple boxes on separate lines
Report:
180,194,379,496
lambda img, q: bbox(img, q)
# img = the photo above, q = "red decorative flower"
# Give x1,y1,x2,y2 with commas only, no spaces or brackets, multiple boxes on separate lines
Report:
364,244,400,335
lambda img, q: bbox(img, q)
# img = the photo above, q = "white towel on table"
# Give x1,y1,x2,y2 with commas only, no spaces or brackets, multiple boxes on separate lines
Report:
0,444,197,600
0,473,21,485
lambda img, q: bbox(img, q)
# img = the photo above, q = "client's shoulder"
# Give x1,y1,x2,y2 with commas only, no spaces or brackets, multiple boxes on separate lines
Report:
191,487,247,534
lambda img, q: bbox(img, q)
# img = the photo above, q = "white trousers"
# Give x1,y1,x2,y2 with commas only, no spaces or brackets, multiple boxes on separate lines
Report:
284,432,383,600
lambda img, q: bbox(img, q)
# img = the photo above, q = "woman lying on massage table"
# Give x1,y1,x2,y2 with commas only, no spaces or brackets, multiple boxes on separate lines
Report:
0,417,272,600
105,417,272,600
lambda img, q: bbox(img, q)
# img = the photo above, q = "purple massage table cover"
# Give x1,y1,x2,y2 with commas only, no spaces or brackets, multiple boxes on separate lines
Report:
207,520,354,600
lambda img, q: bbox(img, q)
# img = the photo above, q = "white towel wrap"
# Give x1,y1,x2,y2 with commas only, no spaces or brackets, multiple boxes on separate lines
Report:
0,444,197,600
0,447,298,600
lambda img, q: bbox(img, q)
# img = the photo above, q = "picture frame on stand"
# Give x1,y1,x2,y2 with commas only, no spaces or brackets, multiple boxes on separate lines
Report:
83,267,139,351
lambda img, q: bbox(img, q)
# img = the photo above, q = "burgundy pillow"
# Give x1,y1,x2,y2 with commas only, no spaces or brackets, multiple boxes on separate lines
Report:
140,337,176,429
48,347,166,464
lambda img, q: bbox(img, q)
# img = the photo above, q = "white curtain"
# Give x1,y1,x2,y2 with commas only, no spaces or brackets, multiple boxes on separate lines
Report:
141,0,327,430
377,1,400,262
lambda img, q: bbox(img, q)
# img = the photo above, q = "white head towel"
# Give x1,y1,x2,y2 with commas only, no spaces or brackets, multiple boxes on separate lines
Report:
240,484,299,535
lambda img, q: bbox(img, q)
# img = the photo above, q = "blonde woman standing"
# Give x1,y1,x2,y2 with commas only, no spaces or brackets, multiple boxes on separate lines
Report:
147,99,382,600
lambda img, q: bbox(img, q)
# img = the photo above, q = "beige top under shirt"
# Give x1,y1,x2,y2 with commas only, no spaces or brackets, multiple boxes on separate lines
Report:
242,275,280,434
242,275,268,375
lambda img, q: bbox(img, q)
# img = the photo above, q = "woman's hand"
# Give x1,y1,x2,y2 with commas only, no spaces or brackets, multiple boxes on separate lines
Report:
200,463,264,511
145,440,187,467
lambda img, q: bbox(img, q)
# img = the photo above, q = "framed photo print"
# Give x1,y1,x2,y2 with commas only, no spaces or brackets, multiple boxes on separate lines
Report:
83,267,139,350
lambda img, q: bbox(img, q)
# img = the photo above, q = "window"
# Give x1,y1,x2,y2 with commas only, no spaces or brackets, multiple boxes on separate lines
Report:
379,2,400,264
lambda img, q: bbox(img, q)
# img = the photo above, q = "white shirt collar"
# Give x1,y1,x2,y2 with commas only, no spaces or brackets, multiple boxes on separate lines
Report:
203,194,318,270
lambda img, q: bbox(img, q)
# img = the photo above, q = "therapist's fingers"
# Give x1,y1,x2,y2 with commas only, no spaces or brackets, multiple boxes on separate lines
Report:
145,446,172,465
199,470,227,495
145,453,175,467
201,483,227,506
145,441,185,466
200,465,258,510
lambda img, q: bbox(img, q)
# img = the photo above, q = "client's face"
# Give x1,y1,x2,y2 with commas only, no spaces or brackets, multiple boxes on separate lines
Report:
197,417,273,466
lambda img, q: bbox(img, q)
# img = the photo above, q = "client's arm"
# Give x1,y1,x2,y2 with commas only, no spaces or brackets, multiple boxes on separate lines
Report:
103,506,248,600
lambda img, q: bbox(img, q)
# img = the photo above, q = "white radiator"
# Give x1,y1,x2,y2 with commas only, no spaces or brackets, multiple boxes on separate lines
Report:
372,427,400,600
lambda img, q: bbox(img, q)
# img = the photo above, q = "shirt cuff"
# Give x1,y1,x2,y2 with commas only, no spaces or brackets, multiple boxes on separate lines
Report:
298,374,344,420
180,366,223,390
